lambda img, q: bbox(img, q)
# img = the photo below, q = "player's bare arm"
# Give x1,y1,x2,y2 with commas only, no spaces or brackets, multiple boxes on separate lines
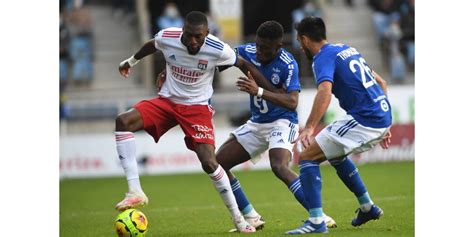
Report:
236,71,298,111
373,70,388,96
156,69,166,92
119,39,158,78
293,81,332,149
234,56,278,92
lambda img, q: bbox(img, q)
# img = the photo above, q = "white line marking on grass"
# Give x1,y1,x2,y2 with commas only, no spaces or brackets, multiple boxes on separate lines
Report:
63,195,412,219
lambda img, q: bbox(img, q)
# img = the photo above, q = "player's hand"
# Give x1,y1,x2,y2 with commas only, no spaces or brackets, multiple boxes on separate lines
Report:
236,71,259,96
379,130,392,149
292,126,315,152
119,61,131,78
156,69,166,92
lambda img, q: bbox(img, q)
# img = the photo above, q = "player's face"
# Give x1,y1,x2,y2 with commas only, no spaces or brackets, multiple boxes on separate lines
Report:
182,24,209,55
255,37,282,64
297,34,313,60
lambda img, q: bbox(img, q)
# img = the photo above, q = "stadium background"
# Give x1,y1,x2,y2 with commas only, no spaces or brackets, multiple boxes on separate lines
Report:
60,0,414,178
59,0,414,236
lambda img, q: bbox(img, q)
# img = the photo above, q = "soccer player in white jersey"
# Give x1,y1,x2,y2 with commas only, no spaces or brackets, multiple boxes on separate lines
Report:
114,11,276,233
212,21,336,231
286,17,392,234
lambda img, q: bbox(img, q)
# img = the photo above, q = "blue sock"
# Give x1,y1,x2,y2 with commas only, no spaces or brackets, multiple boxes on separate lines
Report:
230,178,253,215
330,157,372,205
288,178,309,210
299,160,323,219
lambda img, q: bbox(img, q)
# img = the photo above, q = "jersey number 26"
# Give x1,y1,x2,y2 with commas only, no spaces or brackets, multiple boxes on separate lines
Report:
350,57,377,89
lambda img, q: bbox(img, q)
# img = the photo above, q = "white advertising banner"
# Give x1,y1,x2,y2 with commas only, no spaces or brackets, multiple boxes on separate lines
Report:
297,85,415,125
60,127,271,178
61,85,414,178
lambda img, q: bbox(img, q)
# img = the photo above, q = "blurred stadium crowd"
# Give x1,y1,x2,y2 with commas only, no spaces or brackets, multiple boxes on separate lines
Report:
59,0,414,132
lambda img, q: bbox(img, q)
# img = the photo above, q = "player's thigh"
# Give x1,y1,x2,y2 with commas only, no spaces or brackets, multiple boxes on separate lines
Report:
216,135,251,170
231,121,268,163
267,120,298,163
133,98,178,142
299,137,328,163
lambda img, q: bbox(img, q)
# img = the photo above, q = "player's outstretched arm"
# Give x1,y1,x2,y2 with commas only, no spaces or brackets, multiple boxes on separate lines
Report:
293,81,332,150
119,39,158,78
236,72,298,110
234,56,278,92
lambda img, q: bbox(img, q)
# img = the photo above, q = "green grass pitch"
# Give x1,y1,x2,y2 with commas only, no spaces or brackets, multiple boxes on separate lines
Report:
60,161,414,236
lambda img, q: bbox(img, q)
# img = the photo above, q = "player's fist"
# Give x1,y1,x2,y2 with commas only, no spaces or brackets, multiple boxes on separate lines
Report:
379,130,391,149
293,126,315,152
119,61,131,78
236,71,259,96
156,69,166,92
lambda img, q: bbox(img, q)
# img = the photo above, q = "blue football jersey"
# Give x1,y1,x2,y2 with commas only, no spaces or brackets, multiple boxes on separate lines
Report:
312,44,392,128
236,43,301,124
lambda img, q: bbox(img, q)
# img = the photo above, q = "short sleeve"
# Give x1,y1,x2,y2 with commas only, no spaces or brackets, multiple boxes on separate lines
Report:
313,53,336,86
153,30,164,51
216,43,238,66
285,61,301,92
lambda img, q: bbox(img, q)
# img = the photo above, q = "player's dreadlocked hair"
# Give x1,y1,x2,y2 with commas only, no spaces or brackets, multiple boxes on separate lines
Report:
185,11,208,26
256,21,284,40
295,16,326,42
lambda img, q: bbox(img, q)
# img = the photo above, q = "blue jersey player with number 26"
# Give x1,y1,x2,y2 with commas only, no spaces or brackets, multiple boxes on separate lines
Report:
286,17,392,234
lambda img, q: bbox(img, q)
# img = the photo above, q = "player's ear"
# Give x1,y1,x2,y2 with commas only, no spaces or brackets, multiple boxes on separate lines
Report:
301,35,310,46
206,28,209,36
277,40,283,49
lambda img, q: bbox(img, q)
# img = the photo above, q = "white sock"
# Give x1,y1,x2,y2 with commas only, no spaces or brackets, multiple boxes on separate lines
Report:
243,208,259,218
309,217,325,225
209,165,241,220
115,131,143,193
360,202,374,212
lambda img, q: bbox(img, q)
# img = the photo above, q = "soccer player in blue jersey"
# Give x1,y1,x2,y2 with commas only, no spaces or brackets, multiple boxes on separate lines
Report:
285,17,392,234
215,21,336,231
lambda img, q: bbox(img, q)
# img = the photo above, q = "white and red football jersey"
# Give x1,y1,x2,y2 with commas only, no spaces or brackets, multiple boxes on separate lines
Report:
154,27,237,105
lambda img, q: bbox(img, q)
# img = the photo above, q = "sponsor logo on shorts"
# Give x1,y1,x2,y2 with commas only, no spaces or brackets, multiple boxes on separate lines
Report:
270,131,282,138
191,124,214,140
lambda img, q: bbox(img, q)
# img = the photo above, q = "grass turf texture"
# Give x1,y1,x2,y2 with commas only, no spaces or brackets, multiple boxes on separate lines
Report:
60,161,414,236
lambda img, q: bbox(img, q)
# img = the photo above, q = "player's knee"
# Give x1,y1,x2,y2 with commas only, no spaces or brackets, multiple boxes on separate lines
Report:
270,162,288,176
328,157,347,166
115,113,135,131
201,159,219,174
299,151,313,161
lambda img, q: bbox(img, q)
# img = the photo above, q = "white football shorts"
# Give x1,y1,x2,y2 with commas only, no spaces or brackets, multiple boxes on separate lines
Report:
231,119,299,164
315,115,390,160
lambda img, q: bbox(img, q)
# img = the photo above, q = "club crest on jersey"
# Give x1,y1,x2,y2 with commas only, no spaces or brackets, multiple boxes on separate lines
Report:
197,59,208,70
271,73,280,84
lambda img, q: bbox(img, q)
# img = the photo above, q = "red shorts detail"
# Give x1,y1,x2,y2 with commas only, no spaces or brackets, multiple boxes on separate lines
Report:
133,97,215,151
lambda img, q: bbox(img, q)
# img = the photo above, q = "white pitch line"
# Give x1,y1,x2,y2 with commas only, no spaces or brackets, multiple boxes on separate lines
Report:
63,195,412,219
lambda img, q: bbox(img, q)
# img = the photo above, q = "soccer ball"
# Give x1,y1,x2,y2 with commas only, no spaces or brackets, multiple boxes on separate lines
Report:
115,209,148,237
